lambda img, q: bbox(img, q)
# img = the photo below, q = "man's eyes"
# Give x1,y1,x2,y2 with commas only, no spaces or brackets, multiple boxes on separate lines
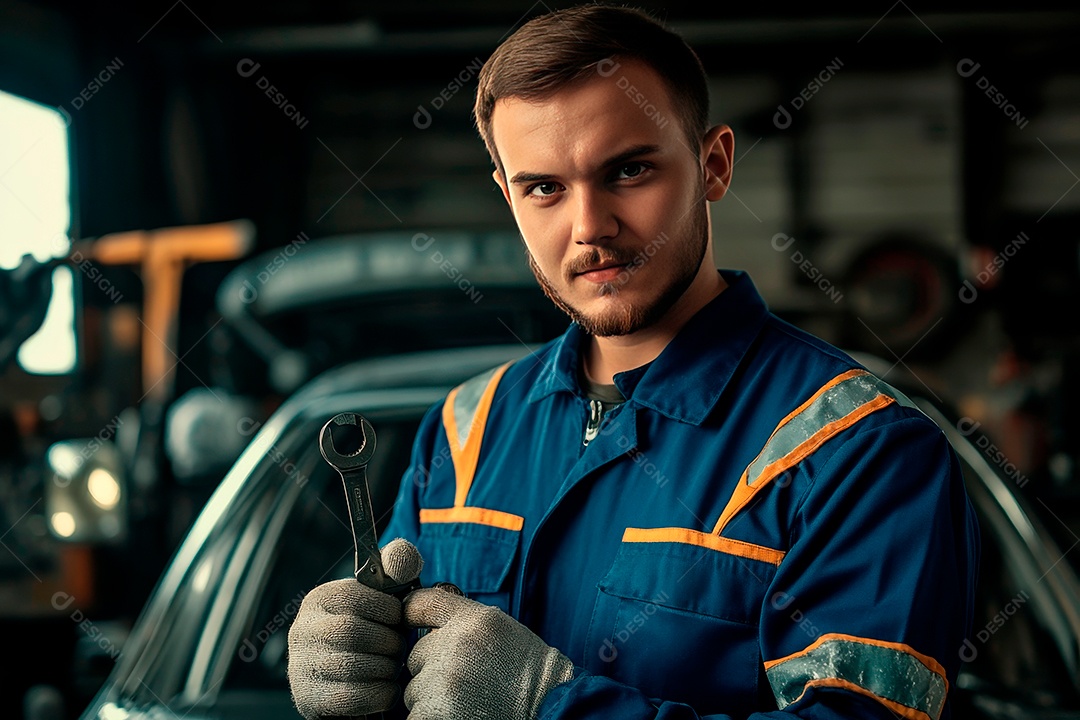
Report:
523,162,652,198
613,162,648,180
527,182,561,197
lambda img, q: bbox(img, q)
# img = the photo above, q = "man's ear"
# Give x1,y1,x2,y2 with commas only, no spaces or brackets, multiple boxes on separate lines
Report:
701,124,734,202
493,168,512,206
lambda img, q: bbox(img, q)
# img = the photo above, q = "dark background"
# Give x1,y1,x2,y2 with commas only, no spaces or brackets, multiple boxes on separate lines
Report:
0,1,1078,718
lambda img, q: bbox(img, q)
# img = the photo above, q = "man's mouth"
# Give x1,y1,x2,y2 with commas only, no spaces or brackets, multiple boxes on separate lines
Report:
575,262,629,283
578,264,627,283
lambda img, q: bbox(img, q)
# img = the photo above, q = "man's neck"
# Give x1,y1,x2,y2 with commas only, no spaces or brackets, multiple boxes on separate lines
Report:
583,267,727,384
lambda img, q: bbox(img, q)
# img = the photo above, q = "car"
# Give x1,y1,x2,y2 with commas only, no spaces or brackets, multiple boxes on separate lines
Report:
57,341,1080,720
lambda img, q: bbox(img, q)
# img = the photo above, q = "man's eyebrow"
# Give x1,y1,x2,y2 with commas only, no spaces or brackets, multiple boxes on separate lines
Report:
600,144,661,170
508,144,662,185
509,170,556,185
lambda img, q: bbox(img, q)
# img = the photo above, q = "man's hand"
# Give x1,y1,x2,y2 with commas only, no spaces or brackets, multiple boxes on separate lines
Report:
402,587,575,720
287,538,423,719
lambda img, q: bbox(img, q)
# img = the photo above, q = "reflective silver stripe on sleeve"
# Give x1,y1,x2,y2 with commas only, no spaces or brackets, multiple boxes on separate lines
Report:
745,371,921,486
766,637,947,720
450,365,503,449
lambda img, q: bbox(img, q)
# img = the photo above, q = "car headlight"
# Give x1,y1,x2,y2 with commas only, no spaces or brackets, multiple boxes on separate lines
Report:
45,438,127,543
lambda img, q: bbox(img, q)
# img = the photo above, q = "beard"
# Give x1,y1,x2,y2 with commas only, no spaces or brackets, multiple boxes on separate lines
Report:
525,194,710,337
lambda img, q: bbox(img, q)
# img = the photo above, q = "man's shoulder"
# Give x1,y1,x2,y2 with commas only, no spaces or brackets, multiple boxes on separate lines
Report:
758,311,861,369
446,334,565,401
747,312,933,429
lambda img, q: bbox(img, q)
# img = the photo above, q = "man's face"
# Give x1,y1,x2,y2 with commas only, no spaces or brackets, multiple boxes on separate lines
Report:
491,59,724,337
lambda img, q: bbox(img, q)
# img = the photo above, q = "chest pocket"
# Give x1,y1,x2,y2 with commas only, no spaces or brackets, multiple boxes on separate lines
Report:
416,520,520,613
583,529,782,717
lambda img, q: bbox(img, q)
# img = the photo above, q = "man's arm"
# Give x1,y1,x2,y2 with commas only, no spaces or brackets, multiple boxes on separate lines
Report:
757,415,978,720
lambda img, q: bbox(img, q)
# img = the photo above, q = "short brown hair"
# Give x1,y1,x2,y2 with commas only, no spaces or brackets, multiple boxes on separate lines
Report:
474,4,710,177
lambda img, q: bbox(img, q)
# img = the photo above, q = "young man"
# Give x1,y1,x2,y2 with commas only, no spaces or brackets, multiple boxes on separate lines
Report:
287,5,979,720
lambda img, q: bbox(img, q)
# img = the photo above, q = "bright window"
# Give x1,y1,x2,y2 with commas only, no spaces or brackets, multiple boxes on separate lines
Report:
0,88,76,374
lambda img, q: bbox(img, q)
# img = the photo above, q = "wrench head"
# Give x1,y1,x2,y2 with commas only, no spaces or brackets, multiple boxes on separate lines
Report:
319,412,377,470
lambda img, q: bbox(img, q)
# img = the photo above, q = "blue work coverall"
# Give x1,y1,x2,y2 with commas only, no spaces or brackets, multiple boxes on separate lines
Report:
382,268,980,720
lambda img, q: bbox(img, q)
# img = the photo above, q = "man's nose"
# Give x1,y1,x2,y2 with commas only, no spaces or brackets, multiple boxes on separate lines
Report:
571,188,618,245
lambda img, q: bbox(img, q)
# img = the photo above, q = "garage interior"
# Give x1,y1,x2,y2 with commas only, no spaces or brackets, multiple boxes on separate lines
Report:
0,2,1078,718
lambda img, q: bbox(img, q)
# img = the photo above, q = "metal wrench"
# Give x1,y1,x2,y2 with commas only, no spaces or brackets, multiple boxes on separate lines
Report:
319,412,419,597
319,412,460,719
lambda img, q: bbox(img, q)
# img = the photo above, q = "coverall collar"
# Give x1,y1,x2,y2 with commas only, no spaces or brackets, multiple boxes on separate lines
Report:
526,268,770,425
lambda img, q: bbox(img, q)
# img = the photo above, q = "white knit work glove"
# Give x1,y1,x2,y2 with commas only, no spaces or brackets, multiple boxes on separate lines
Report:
287,538,423,719
402,587,575,720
